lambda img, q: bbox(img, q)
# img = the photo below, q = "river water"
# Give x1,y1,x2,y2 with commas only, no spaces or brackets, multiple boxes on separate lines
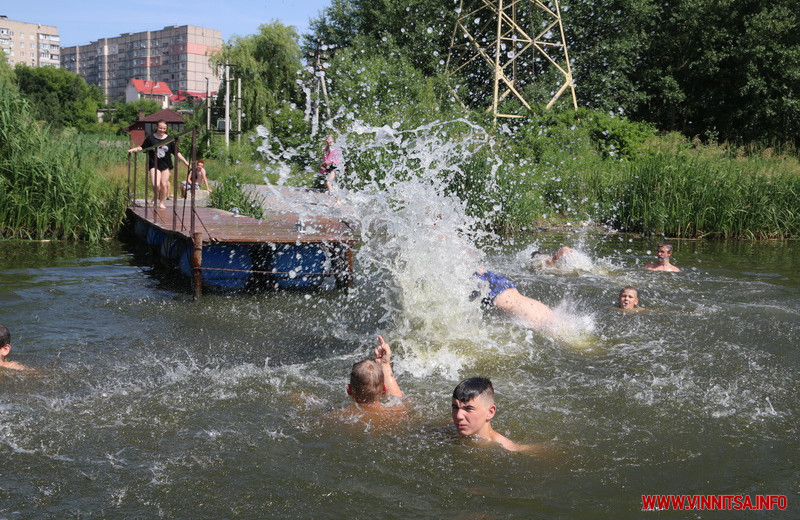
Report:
1,229,798,518
2,120,799,517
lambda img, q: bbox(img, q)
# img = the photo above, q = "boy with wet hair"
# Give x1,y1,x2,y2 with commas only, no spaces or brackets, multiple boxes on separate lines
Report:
644,242,681,272
0,325,28,371
346,335,404,406
617,286,641,311
451,377,542,453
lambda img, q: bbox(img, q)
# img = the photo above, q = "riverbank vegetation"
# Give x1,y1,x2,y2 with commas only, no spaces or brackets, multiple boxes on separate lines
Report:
0,75,126,240
2,1,799,241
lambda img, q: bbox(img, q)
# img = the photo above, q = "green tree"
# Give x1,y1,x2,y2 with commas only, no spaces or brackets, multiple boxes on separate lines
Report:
0,49,14,84
564,0,800,145
13,64,102,131
107,99,162,131
327,35,450,127
210,21,304,133
306,0,454,75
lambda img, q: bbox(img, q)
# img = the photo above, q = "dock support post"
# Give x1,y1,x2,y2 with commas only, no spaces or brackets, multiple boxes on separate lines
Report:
192,232,203,300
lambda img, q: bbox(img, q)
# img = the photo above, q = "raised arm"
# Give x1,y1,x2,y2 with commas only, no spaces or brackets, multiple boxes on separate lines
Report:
374,335,403,398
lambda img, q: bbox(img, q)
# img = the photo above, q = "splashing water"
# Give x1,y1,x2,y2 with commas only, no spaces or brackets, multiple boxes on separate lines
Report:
252,118,600,365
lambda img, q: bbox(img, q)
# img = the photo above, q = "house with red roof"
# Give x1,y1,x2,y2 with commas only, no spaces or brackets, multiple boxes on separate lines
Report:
125,79,174,109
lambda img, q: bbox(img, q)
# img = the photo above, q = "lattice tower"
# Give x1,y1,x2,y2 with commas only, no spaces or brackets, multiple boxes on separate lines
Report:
446,0,577,120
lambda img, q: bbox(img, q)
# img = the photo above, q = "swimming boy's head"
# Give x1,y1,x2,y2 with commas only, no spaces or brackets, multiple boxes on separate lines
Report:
452,377,497,437
0,325,9,348
347,360,385,404
617,286,639,309
656,242,673,261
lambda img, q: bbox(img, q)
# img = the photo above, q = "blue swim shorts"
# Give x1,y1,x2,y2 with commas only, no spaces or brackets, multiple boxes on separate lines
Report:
473,270,516,305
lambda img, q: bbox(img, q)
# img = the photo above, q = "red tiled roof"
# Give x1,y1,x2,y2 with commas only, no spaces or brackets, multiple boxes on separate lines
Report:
138,109,185,123
169,90,217,102
130,78,173,95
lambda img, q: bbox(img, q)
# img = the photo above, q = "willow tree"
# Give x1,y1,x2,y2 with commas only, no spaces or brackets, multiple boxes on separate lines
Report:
210,21,304,134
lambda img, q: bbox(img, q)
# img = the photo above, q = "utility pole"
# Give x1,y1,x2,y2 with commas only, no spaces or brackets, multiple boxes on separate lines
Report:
224,63,230,149
205,77,211,148
305,38,331,137
237,77,242,145
446,0,577,121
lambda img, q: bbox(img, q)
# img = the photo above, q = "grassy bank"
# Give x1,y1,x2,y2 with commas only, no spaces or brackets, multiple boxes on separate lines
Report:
494,127,800,239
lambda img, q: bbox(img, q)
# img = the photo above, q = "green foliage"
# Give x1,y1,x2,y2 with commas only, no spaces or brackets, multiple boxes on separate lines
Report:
0,78,126,240
106,99,162,133
306,0,800,147
211,21,304,133
0,49,13,83
13,64,103,131
327,36,451,127
564,0,800,146
613,154,800,239
208,172,264,219
306,0,454,75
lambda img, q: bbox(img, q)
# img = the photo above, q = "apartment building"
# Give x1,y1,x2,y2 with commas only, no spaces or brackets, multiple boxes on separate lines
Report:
61,25,222,104
0,15,61,67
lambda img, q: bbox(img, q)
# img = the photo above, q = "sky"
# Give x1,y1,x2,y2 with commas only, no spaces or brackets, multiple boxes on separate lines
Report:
6,0,332,47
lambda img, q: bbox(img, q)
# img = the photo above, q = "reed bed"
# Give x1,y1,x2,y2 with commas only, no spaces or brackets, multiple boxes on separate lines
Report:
0,80,126,241
613,154,800,239
483,121,800,239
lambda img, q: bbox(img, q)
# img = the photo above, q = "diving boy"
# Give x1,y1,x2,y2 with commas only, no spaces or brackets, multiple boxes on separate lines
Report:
474,270,555,331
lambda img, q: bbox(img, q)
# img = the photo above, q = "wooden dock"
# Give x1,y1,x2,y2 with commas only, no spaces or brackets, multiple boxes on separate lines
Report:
126,190,358,295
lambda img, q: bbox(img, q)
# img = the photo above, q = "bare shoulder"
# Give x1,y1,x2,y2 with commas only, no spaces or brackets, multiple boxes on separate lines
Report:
617,306,647,314
504,439,549,455
1,361,29,371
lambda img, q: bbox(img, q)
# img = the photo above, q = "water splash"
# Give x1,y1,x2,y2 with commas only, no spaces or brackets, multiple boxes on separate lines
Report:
252,118,602,367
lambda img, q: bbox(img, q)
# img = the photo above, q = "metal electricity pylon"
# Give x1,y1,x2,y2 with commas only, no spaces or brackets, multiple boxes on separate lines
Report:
446,0,577,121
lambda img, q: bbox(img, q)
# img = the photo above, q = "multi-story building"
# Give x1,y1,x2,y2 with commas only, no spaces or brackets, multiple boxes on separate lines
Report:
60,25,222,104
0,15,61,68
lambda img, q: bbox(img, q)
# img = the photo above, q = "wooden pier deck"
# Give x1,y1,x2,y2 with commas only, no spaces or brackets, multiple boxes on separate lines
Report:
126,189,359,294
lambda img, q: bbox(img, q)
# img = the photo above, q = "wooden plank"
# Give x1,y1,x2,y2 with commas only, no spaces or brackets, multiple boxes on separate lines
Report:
128,204,357,246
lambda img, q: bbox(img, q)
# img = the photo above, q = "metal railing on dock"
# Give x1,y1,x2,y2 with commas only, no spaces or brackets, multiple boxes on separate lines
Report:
126,128,356,299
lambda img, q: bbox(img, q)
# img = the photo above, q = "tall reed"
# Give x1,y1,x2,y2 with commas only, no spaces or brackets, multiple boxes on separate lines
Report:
0,79,126,240
613,154,800,238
